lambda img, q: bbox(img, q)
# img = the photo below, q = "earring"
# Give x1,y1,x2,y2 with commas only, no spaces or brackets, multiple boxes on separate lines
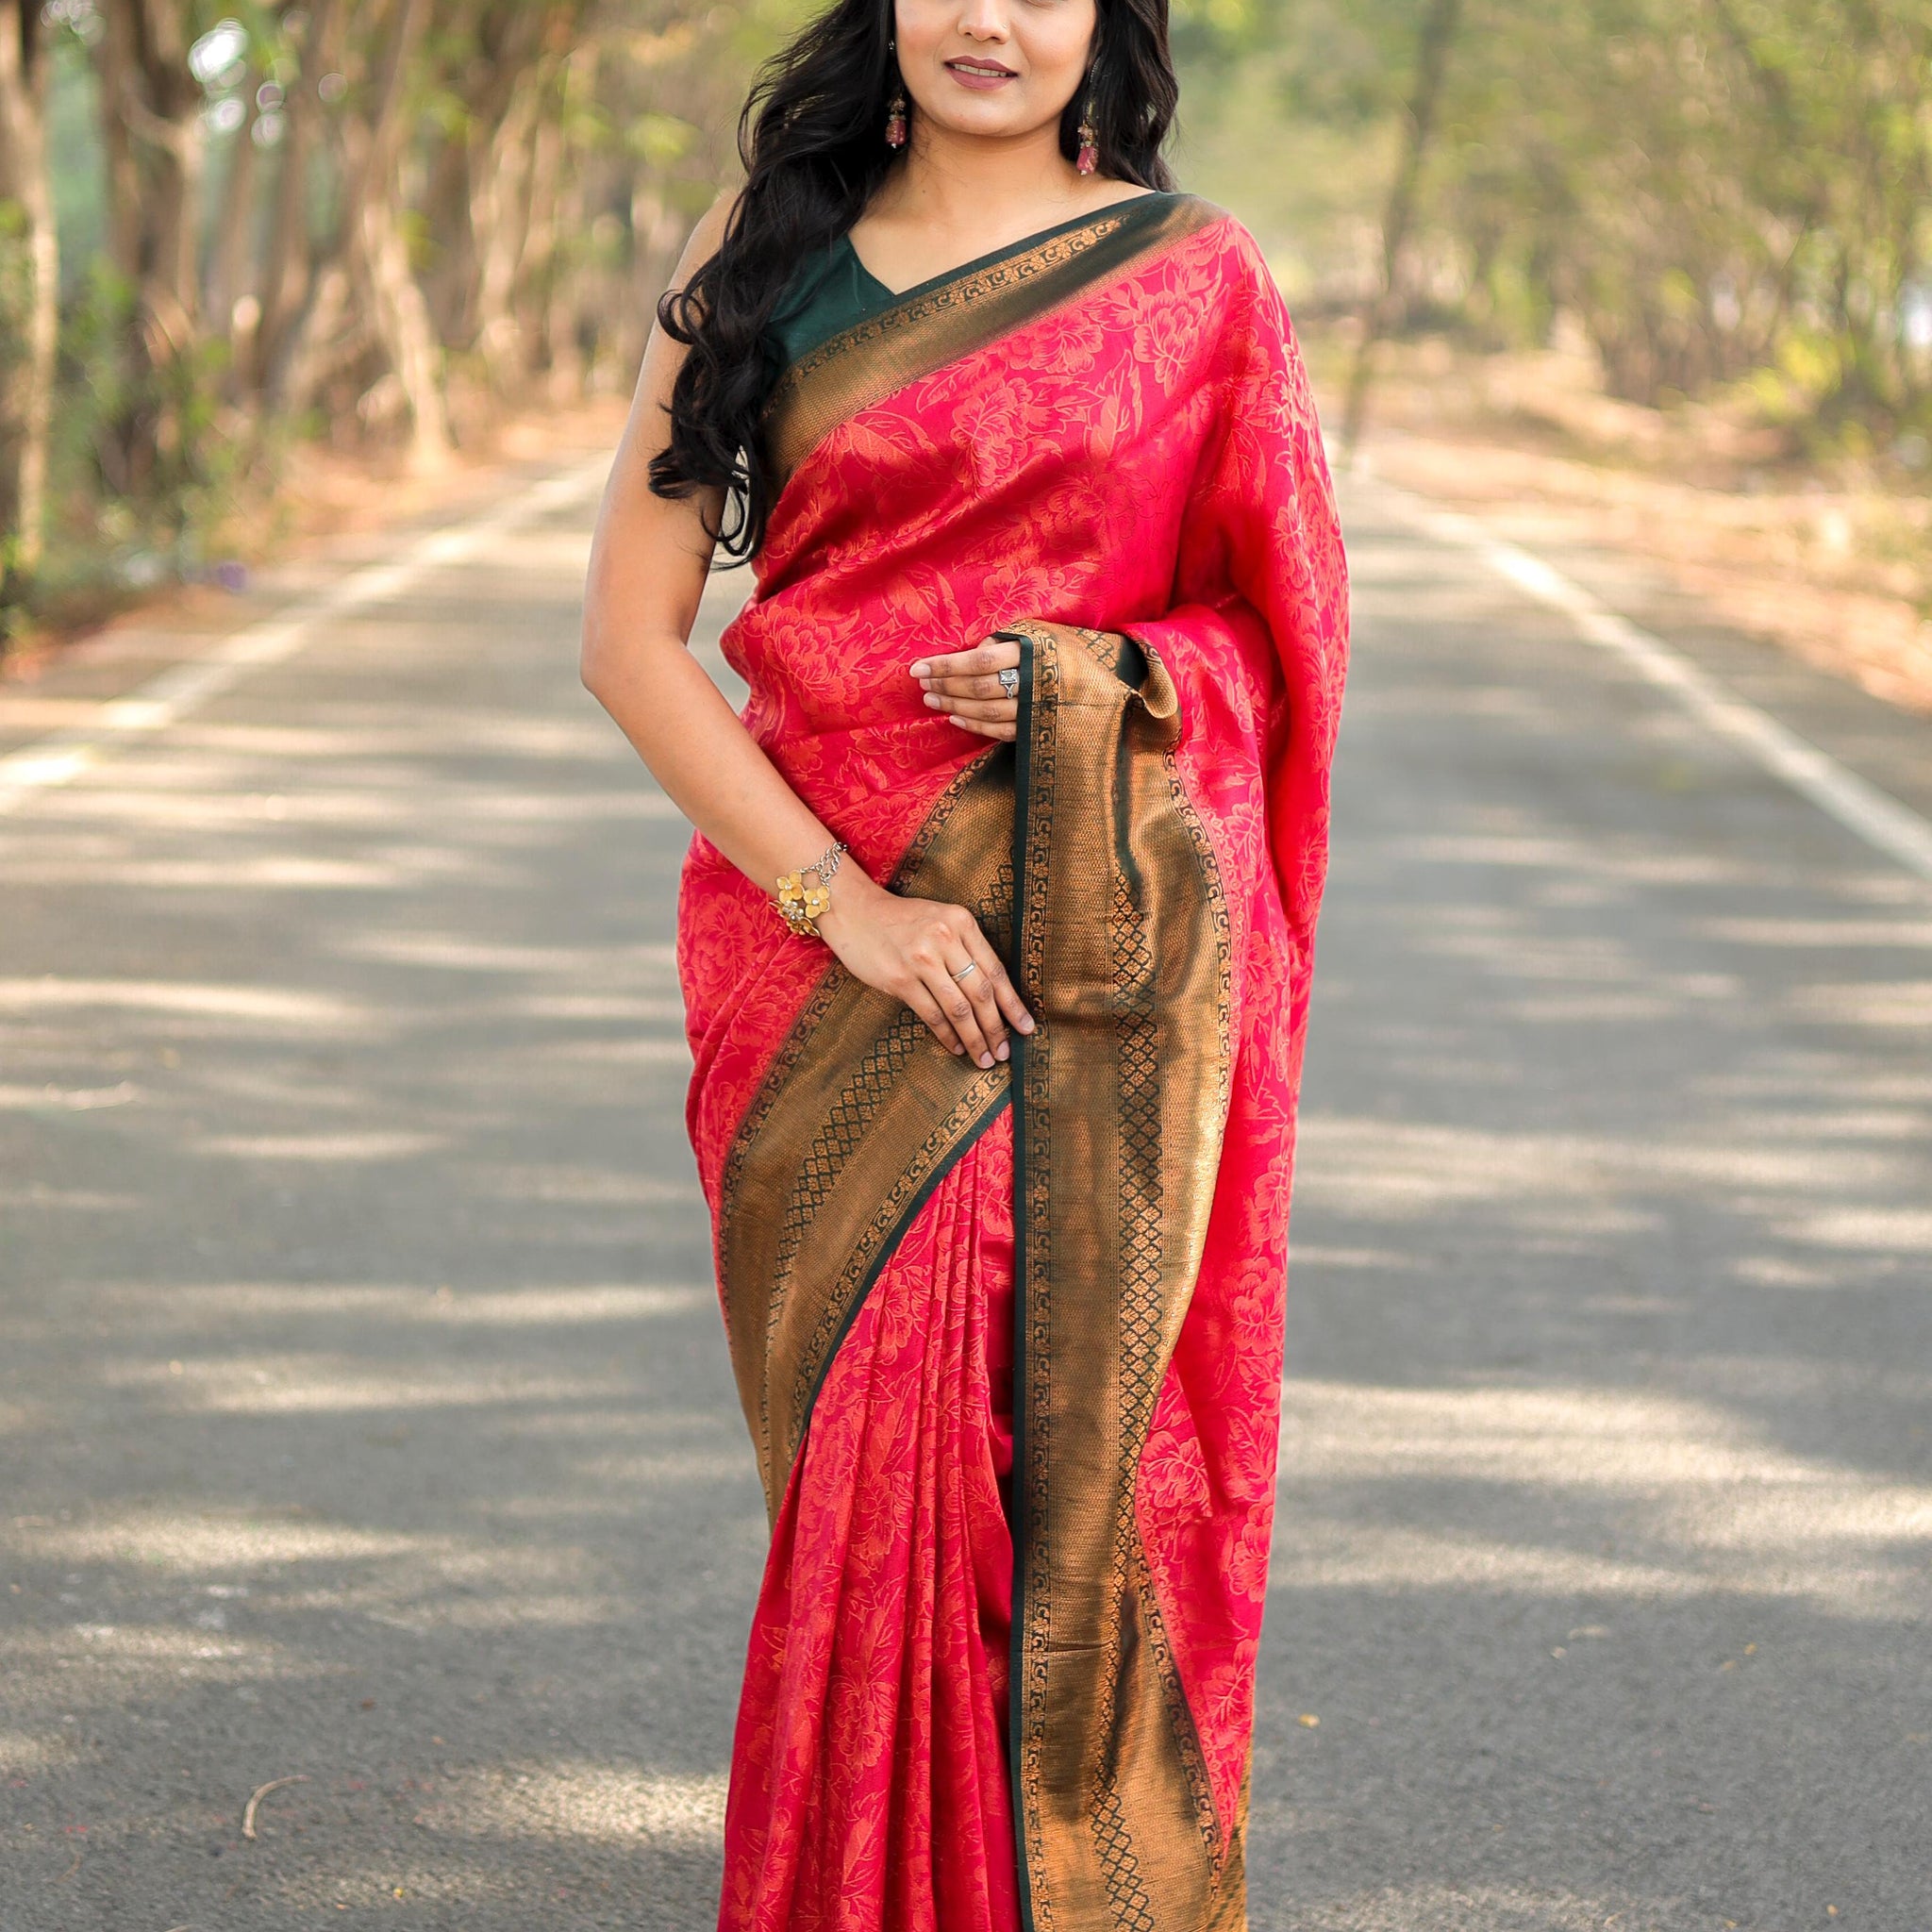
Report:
884,39,908,148
1075,95,1098,175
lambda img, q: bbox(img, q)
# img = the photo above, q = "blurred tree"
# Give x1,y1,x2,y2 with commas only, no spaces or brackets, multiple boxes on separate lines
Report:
2,0,789,633
1339,0,1462,461
0,0,58,589
1239,0,1932,450
14,0,1923,640
93,1,204,338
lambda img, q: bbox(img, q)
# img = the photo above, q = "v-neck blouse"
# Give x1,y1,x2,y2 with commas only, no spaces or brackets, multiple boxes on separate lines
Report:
765,192,1181,374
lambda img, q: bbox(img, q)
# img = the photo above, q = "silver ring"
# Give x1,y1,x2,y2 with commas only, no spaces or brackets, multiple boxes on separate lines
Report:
997,666,1020,698
950,959,980,982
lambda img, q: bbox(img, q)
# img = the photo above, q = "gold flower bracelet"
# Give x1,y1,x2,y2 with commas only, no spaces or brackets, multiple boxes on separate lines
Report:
774,838,847,940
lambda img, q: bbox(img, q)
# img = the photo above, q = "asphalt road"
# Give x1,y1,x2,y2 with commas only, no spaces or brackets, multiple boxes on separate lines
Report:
2,455,1928,1932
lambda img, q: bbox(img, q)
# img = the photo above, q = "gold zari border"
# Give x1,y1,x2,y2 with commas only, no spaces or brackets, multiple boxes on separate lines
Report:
717,754,1015,1523
714,612,1248,1925
763,193,1223,489
1005,621,1241,1932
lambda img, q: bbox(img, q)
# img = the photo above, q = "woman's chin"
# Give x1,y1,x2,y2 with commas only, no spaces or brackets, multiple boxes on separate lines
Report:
919,100,1062,145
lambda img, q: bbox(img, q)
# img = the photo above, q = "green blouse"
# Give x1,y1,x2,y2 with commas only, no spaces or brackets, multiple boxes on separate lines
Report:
766,195,1185,373
767,234,896,372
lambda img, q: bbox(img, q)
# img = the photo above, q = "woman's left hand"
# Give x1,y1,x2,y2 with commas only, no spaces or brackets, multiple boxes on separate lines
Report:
909,635,1021,741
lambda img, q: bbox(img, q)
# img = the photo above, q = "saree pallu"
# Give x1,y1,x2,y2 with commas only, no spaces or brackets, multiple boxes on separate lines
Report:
677,192,1349,1932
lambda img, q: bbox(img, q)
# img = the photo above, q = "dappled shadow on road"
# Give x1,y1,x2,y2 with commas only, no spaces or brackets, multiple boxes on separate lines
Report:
6,489,1930,1928
1250,495,1932,1930
0,516,755,1927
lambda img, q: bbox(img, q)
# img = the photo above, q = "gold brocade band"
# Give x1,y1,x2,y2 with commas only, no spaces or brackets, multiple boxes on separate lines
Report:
761,193,1224,491
712,620,1245,1927
716,753,1015,1523
1005,621,1241,1932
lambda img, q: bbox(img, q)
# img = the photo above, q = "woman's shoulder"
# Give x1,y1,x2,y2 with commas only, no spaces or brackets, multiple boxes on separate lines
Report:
1138,198,1304,389
1158,196,1294,332
671,186,741,284
1159,195,1273,280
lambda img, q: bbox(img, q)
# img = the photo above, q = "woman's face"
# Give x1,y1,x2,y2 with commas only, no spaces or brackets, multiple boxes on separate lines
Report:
891,0,1099,147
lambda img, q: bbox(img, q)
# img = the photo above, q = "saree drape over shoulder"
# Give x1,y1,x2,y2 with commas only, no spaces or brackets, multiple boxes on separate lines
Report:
677,193,1350,1932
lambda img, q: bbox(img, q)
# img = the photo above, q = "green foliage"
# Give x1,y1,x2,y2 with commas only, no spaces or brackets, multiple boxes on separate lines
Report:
0,201,35,608
9,0,1926,641
1183,0,1932,452
0,199,28,357
45,33,106,290
26,261,245,616
629,109,696,167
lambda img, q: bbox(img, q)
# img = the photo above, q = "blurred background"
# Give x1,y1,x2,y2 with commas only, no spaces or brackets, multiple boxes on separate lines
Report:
5,7,1932,1927
2,0,1928,701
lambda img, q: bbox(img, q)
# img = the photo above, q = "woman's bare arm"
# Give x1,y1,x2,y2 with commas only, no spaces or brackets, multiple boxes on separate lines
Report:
579,195,827,896
579,193,1032,1066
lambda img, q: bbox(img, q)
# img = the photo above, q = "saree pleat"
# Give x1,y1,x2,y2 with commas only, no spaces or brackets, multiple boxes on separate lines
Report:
722,1117,1022,1932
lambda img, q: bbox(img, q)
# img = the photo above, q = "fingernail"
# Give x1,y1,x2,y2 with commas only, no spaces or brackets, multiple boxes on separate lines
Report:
909,660,930,677
924,692,941,708
977,1053,993,1069
995,1041,1009,1061
1017,1015,1036,1033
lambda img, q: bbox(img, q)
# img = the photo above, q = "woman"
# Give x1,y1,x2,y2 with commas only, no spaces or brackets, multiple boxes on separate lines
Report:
580,0,1348,1920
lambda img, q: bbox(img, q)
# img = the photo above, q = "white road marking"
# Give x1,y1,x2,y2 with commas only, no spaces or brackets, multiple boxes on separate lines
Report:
1376,484,1932,886
0,456,610,816
12,450,1928,893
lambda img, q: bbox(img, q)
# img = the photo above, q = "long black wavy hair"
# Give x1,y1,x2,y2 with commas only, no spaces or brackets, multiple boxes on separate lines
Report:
648,0,1179,562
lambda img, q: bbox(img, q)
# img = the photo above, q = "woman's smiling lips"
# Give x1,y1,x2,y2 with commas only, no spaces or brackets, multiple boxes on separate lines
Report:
943,57,1019,91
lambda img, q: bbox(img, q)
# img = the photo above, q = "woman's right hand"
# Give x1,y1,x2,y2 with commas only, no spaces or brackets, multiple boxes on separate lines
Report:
816,871,1034,1069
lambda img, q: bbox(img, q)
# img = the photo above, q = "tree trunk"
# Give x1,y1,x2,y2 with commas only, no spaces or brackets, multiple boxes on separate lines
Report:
541,48,598,402
361,182,453,470
99,0,205,341
0,0,58,588
273,0,444,463
254,0,342,395
418,126,477,346
1340,0,1464,468
207,80,263,355
515,80,566,383
471,68,543,391
91,4,142,291
87,0,208,505
354,0,448,467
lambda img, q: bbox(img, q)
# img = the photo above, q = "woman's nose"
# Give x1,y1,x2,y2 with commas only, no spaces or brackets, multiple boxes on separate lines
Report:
953,0,1012,42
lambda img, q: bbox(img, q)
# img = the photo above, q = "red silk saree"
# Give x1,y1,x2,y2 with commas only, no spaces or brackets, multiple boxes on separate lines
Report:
676,192,1349,1932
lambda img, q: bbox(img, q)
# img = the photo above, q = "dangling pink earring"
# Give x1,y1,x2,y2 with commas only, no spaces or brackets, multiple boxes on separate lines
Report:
885,40,908,149
1075,96,1098,175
